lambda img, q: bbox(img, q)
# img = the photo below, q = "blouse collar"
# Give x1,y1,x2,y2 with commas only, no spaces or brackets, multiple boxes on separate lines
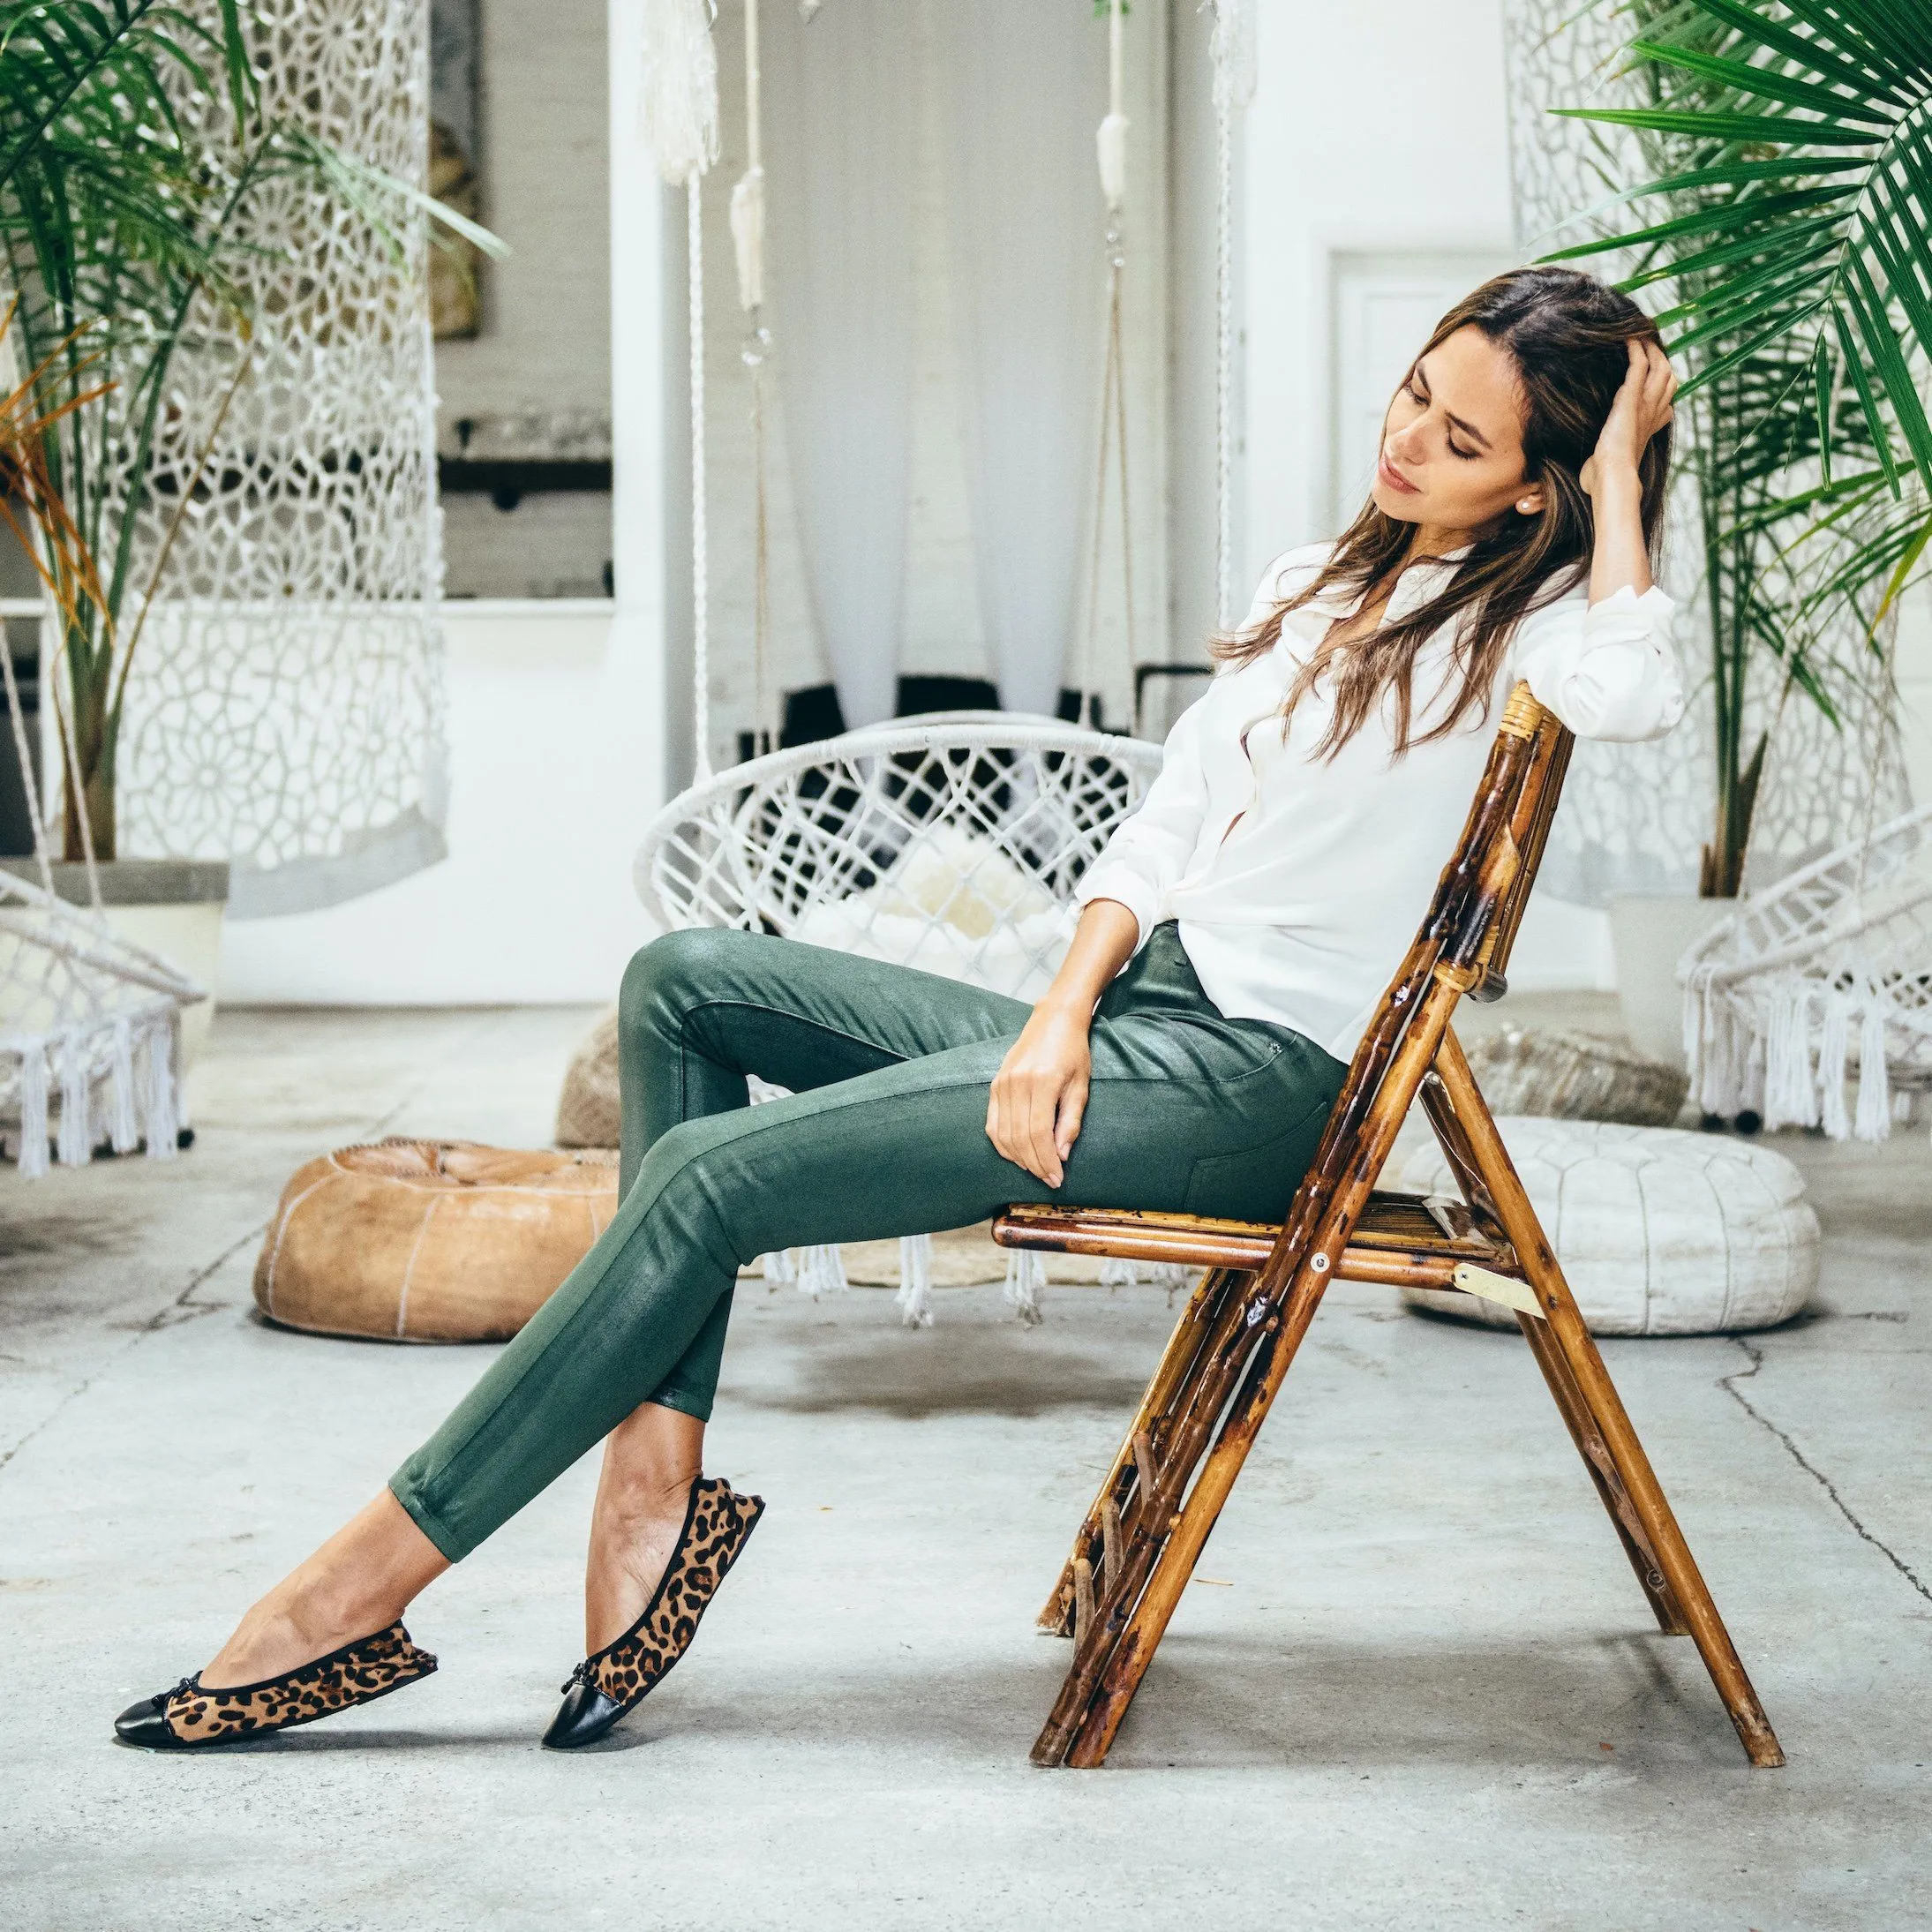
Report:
1284,541,1474,635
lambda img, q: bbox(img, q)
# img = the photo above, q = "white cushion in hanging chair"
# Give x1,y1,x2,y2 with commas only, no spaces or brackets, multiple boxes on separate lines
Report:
1394,1116,1818,1335
790,823,1071,998
634,716,1163,997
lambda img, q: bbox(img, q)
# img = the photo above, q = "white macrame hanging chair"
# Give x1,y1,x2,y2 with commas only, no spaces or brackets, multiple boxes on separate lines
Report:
633,0,1254,1322
0,643,201,1179
635,714,1164,1324
1680,800,1932,1143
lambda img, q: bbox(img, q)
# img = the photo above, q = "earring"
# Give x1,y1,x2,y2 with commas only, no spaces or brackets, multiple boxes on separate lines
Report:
1515,499,1537,515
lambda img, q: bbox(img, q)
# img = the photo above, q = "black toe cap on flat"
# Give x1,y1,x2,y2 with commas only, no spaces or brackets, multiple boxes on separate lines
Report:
114,1695,188,1751
542,1680,626,1751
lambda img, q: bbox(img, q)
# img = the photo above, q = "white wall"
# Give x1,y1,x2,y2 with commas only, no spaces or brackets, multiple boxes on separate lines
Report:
1232,2,1618,989
218,605,659,1005
1239,2,1515,575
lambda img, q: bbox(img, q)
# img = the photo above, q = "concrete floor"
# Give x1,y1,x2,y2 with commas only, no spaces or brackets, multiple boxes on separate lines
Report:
2,996,1928,1931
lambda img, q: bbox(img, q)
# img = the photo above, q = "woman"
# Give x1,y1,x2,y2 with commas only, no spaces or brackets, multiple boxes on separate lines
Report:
117,266,1682,1753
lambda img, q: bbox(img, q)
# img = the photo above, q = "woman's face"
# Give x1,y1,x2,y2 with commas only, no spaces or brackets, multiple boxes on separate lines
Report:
1372,325,1539,537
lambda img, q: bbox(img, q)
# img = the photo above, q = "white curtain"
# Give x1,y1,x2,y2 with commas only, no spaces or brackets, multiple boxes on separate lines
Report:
927,0,1107,718
763,0,920,729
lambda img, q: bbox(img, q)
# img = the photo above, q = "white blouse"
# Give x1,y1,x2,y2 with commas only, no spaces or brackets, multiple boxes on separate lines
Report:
1076,542,1685,1059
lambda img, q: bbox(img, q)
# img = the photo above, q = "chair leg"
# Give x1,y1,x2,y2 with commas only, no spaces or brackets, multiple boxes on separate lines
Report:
1420,1067,1688,1634
1035,951,1473,1768
1515,1309,1690,1635
1050,1266,1335,1768
1035,1267,1250,1635
1433,1032,1785,1769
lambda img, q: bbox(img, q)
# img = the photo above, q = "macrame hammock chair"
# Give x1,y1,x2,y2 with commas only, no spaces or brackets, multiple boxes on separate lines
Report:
632,0,1257,1323
1681,800,1932,1143
0,633,199,1178
3,0,435,1172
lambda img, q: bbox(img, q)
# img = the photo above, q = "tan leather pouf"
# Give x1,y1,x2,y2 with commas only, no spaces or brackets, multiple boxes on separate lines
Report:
254,1140,620,1342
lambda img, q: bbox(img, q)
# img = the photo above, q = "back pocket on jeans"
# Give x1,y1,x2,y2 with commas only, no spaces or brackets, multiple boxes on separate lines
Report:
1182,1100,1334,1223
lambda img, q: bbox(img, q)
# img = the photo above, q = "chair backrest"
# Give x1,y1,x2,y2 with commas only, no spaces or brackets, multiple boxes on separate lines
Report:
1282,682,1574,1237
1467,696,1574,1002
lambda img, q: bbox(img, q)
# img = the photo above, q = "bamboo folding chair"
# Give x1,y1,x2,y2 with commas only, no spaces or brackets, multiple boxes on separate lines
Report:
993,683,1785,1771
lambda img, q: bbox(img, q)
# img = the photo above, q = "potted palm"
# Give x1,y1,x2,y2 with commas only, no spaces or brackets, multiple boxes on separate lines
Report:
0,1,492,1064
1547,0,1930,1068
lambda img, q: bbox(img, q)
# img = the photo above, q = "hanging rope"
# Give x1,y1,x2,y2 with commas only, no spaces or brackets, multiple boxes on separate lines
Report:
731,0,778,757
686,184,713,780
640,0,720,779
1209,0,1256,631
1082,0,1136,733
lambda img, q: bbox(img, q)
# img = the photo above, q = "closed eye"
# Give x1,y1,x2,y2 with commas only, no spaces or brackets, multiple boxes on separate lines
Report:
1406,368,1477,456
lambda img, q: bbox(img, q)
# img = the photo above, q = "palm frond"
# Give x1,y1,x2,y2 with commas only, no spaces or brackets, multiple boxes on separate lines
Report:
1545,0,1932,891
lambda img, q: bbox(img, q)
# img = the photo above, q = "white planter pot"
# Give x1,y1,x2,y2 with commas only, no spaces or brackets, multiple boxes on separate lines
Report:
1608,892,1735,1070
0,860,228,1071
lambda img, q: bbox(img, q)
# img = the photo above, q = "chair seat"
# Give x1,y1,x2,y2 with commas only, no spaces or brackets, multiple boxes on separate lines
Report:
993,1192,1520,1294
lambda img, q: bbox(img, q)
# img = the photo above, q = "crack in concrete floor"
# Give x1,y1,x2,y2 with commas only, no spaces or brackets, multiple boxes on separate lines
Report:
0,1225,266,1477
1720,1333,1932,1605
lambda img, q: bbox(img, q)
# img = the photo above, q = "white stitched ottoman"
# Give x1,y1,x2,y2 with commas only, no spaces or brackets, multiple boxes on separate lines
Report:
1394,1116,1819,1334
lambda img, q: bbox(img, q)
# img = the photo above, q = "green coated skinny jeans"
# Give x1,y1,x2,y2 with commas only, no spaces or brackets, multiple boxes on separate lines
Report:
390,922,1345,1560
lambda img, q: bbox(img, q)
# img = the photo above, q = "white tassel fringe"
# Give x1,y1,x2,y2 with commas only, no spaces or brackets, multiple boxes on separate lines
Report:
1004,1249,1046,1326
796,1243,846,1297
1096,112,1129,211
1762,977,1816,1131
56,1029,90,1167
1854,981,1891,1143
1816,989,1852,1140
895,1233,934,1328
17,1041,49,1178
143,1016,180,1161
729,164,765,311
109,1016,140,1154
1099,1258,1193,1292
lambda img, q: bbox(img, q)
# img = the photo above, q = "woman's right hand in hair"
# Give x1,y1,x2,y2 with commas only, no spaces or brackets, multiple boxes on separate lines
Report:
1582,339,1676,603
1582,338,1677,498
987,898,1139,1188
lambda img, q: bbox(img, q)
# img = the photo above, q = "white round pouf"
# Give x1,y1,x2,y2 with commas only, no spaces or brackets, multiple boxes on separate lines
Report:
1394,1117,1819,1335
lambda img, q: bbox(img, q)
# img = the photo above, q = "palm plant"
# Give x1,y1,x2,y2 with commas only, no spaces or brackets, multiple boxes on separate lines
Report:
0,1,494,862
1551,0,1932,896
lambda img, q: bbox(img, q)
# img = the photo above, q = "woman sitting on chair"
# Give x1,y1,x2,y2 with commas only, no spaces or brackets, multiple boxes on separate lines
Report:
117,266,1683,1753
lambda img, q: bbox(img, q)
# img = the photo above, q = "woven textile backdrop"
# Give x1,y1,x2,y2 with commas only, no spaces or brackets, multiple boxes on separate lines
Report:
115,0,447,918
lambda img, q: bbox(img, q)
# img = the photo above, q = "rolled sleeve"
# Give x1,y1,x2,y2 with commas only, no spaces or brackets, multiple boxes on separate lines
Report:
1514,583,1685,742
1072,859,1166,946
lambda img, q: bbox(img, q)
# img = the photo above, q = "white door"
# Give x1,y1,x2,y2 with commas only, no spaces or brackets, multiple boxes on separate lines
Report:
1328,250,1515,534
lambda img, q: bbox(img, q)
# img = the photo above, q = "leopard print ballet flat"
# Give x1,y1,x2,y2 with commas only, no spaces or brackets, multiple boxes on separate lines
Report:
113,1621,438,1750
543,1474,763,1750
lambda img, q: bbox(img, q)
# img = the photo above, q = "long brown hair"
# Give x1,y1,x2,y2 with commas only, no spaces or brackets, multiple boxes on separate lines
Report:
1220,267,1672,758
